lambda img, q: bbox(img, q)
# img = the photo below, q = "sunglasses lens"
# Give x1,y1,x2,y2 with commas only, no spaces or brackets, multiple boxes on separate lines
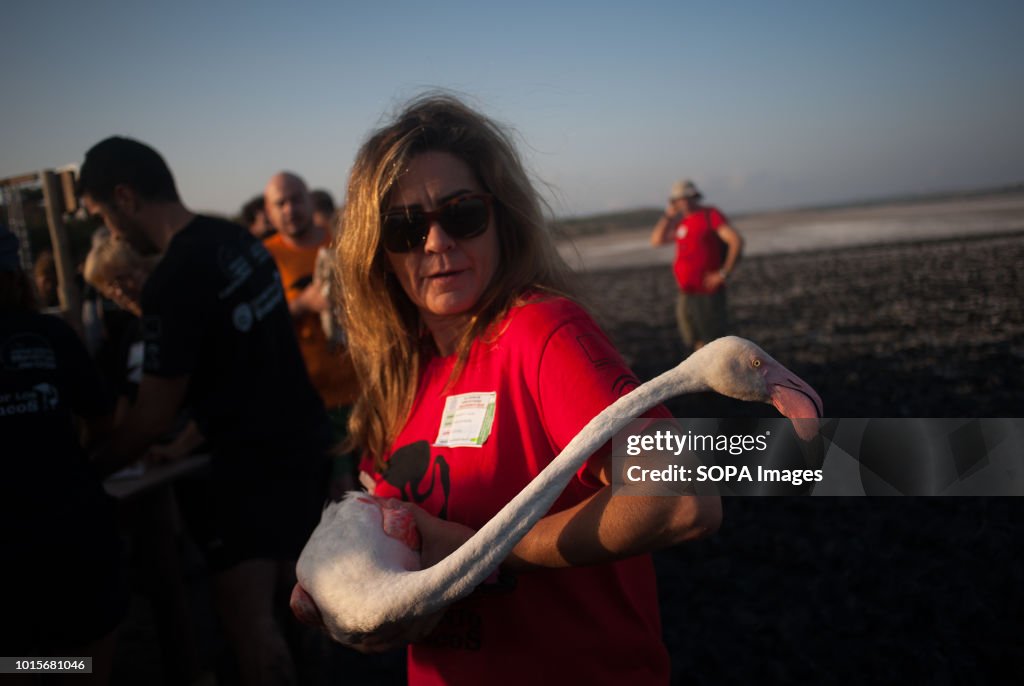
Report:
381,212,425,253
381,194,491,253
441,196,490,239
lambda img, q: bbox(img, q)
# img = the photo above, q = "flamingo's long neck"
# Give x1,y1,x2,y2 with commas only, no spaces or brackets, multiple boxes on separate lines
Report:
386,357,707,615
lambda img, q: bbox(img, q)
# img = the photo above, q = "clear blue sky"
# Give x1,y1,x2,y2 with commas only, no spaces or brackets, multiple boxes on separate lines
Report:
4,0,1023,217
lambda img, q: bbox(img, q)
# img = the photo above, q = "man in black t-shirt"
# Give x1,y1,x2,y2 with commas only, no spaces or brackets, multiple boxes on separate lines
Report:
79,137,331,685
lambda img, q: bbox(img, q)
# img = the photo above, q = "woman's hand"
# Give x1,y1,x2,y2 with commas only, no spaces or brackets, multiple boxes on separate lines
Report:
142,420,204,466
346,503,476,653
402,502,476,568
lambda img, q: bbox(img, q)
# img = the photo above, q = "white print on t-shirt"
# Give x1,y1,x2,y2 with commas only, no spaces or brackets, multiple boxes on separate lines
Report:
126,341,145,384
233,303,254,332
0,383,59,417
217,246,255,300
251,280,284,318
434,392,497,448
33,383,58,410
1,333,56,371
675,226,688,240
230,281,285,333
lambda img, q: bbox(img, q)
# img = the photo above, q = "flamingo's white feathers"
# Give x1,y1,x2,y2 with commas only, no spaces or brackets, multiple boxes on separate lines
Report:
293,336,822,647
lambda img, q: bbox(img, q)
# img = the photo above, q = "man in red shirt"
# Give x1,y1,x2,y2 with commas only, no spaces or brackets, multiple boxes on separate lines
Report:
650,179,744,350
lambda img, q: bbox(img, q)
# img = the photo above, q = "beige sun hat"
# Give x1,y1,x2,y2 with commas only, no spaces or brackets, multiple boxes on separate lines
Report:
669,179,702,200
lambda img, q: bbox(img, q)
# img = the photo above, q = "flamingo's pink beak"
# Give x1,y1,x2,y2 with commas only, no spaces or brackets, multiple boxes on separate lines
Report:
765,364,823,441
290,583,325,628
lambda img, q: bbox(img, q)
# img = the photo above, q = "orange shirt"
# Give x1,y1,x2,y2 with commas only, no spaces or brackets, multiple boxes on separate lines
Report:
264,232,358,408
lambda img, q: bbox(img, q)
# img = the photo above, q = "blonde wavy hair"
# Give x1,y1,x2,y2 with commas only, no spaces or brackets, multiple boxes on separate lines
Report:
338,94,576,466
83,228,159,314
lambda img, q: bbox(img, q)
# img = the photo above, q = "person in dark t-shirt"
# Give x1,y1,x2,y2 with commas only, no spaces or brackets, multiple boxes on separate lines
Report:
0,225,127,681
78,137,331,685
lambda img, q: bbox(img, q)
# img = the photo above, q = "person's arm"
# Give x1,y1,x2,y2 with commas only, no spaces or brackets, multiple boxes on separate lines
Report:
145,418,205,464
408,459,721,572
650,203,678,246
287,247,334,318
91,373,189,476
506,457,721,570
288,282,328,317
508,310,720,568
703,223,744,290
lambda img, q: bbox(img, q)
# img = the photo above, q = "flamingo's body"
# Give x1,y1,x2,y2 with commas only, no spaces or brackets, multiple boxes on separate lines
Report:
292,336,822,647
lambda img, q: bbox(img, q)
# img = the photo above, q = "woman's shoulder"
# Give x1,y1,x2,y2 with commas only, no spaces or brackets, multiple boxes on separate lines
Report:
510,291,592,324
503,292,596,338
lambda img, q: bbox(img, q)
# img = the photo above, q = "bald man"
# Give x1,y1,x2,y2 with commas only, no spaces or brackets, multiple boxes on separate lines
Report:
264,173,322,262
263,173,359,489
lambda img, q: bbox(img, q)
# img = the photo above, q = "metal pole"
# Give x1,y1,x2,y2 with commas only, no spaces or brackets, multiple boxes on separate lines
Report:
40,169,82,333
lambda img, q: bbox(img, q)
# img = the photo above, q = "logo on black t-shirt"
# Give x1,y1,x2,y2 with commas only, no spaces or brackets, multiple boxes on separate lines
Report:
32,383,58,410
232,303,255,332
0,383,59,417
1,333,57,371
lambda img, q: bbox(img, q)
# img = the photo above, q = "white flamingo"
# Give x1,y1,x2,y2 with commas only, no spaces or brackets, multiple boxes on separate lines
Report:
291,336,822,647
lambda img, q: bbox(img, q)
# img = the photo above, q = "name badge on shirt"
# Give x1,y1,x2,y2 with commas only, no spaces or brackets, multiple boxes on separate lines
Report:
434,392,496,448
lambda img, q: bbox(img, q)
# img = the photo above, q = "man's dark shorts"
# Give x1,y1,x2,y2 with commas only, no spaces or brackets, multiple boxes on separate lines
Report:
178,435,331,573
675,288,729,348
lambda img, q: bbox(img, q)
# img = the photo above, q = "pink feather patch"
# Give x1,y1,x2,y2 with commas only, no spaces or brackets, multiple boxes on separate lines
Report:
376,497,422,551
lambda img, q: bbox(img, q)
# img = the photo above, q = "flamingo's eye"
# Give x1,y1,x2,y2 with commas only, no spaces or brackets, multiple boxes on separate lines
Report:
751,359,762,368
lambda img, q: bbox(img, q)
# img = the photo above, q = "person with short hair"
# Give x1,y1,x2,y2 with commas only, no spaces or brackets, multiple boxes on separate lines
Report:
33,249,59,307
309,188,336,235
337,95,722,683
651,179,744,350
241,194,275,240
78,136,331,685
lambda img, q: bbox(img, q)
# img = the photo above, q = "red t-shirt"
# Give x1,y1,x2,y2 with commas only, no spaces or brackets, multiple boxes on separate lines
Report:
361,296,671,685
673,206,727,294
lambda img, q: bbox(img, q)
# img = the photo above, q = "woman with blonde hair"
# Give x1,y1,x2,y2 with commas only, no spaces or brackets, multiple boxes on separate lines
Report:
82,229,204,460
337,94,721,684
83,227,159,317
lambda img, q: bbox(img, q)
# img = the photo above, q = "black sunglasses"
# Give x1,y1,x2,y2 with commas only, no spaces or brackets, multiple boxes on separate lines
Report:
381,193,493,253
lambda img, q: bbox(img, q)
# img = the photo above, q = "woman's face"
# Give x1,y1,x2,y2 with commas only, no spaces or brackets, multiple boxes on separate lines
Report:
102,270,145,316
384,151,499,330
